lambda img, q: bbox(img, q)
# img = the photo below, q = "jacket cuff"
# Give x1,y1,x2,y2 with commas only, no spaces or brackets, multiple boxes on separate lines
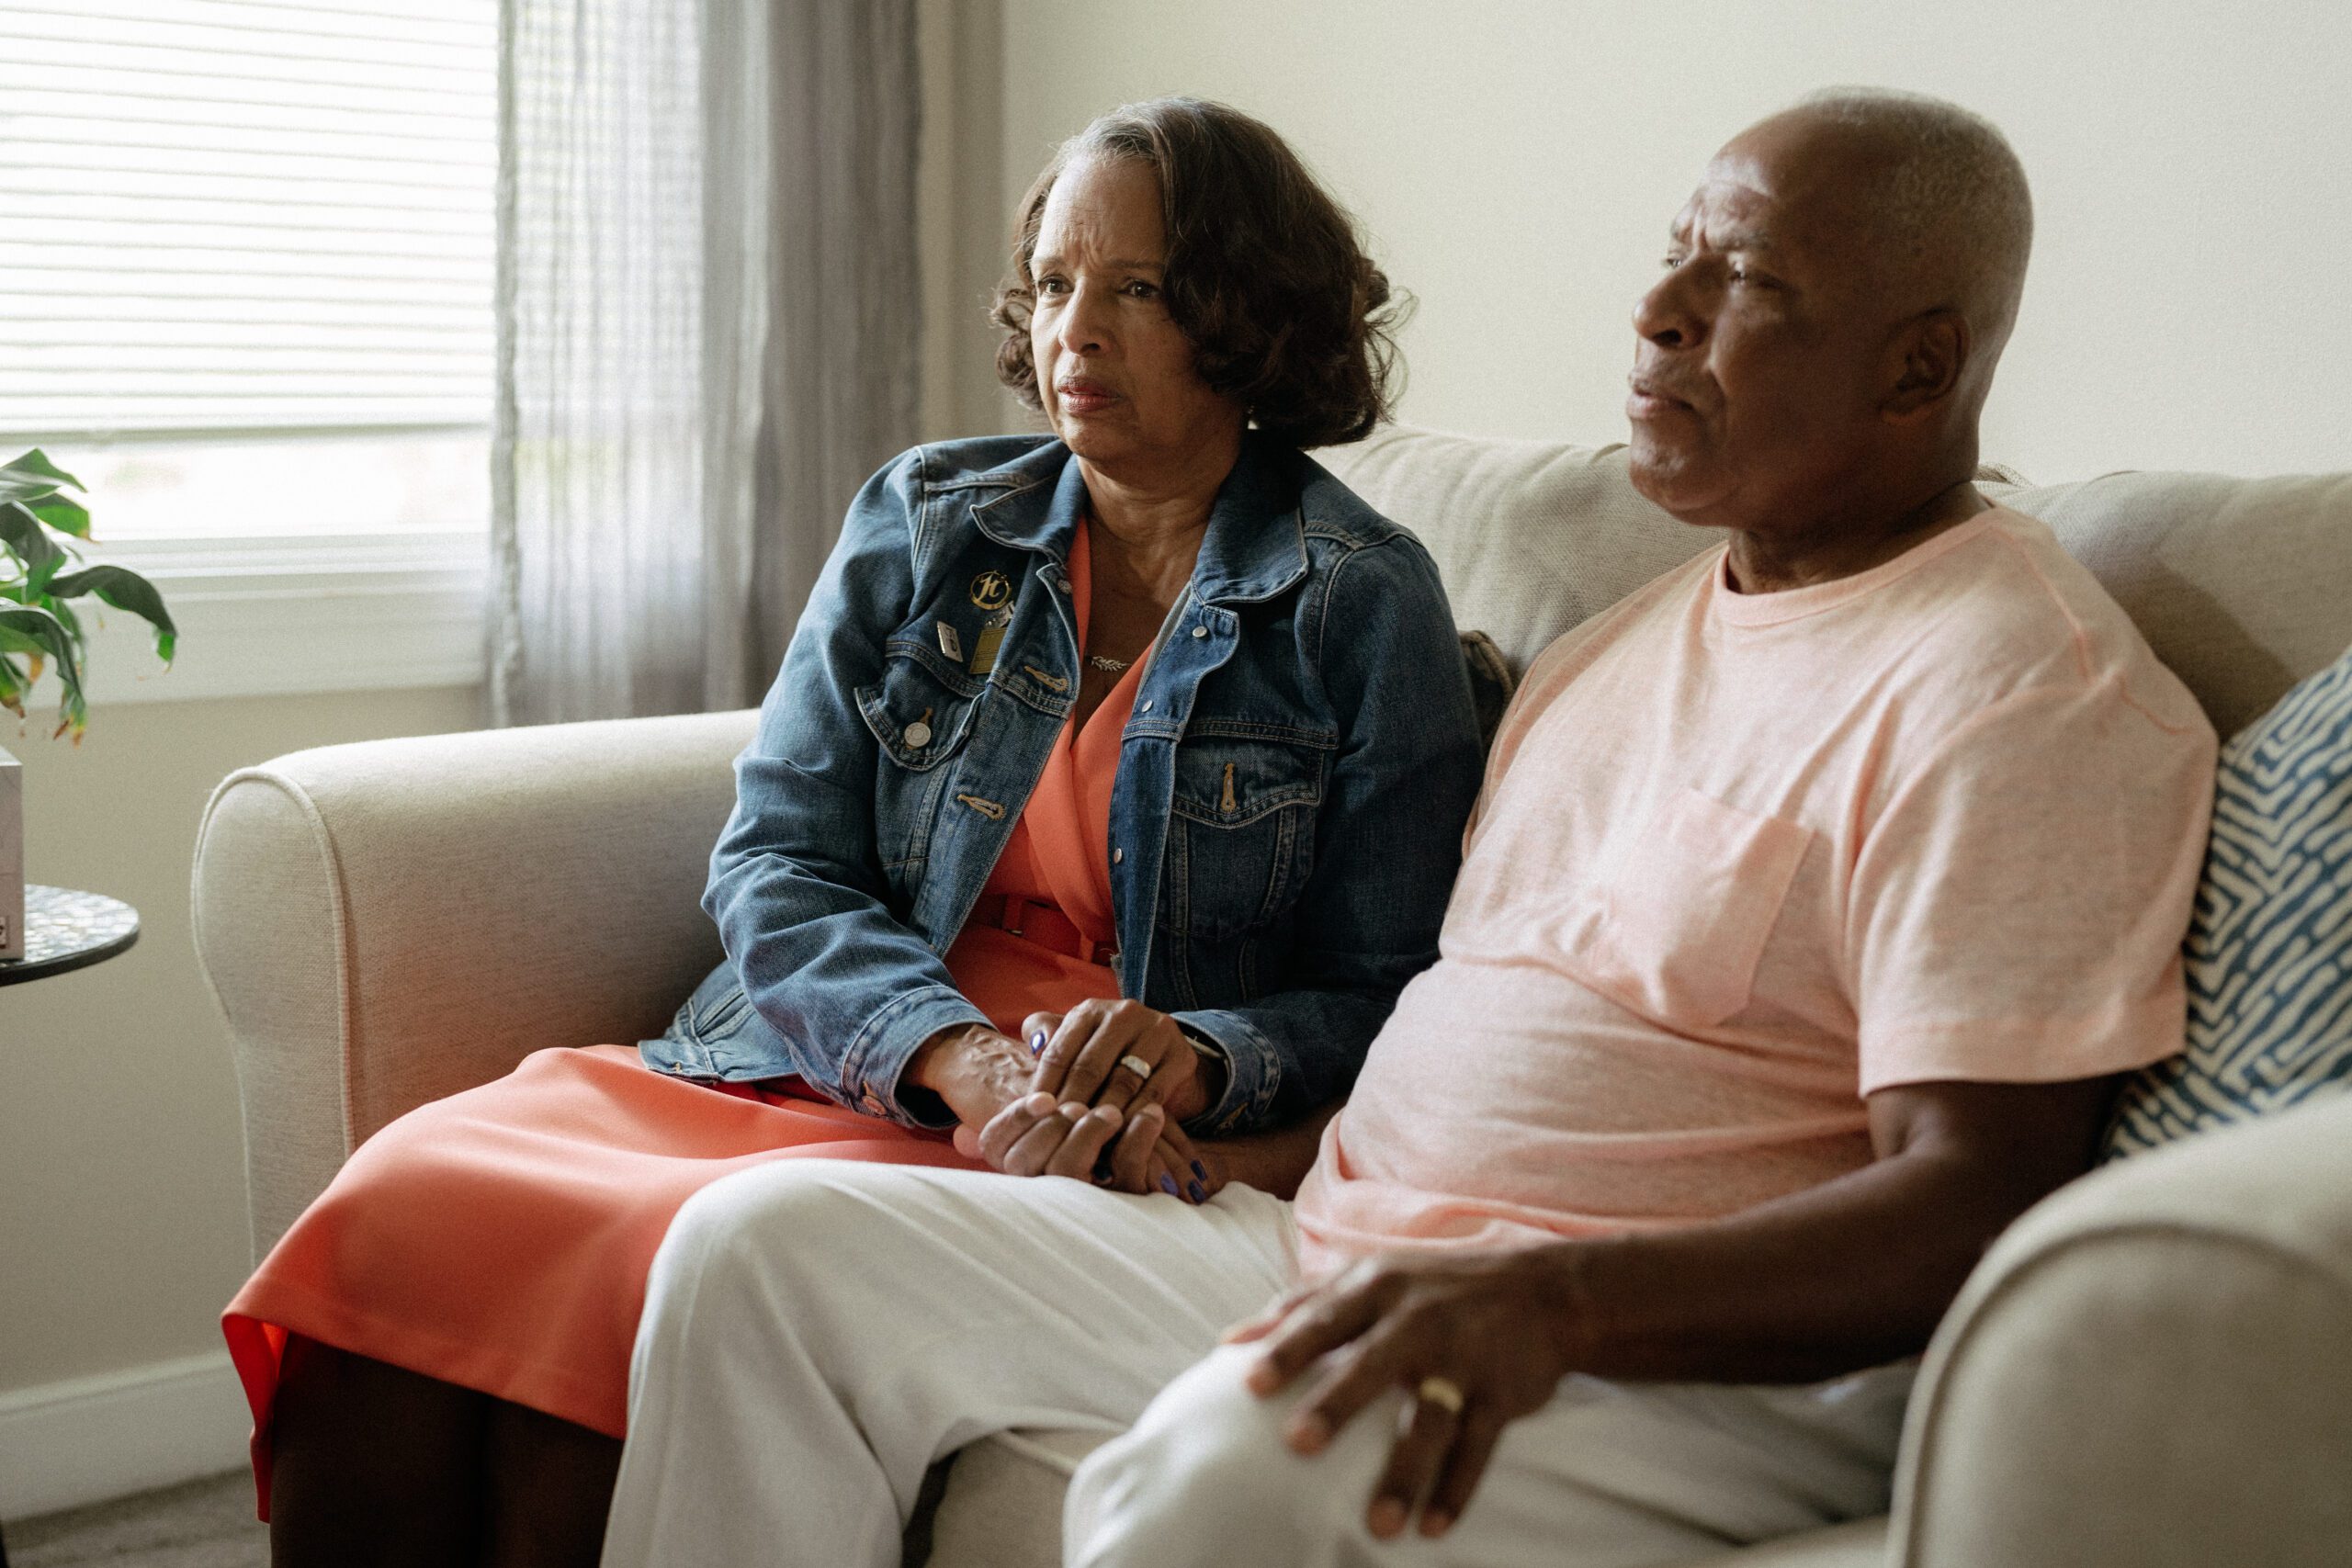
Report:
1170,1009,1282,1135
841,985,991,1131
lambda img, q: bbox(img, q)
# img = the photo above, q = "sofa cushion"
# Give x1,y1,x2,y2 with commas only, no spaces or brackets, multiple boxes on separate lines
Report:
1319,427,2352,739
2106,640,2352,1156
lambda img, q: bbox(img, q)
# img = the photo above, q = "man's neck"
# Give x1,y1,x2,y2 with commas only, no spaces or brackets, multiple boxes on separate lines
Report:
1724,476,1990,595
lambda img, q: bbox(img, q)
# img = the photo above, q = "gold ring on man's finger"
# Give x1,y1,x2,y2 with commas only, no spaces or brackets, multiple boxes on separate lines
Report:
1117,1053,1153,1079
1416,1375,1466,1416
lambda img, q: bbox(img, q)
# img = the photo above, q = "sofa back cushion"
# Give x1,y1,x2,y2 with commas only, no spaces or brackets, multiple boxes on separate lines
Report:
1318,425,2352,737
2105,642,2352,1156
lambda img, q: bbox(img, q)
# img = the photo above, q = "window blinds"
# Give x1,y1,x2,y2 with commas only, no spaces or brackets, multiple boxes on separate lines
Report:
0,0,496,439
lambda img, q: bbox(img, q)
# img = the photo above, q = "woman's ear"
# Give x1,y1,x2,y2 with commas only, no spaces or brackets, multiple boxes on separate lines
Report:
1883,308,1970,420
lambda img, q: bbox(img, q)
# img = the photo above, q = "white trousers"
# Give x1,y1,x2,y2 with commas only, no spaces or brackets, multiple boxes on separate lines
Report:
599,1162,1911,1568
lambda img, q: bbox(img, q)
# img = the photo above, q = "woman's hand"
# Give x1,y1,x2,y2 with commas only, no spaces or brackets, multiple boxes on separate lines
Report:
903,1022,1037,1133
1023,999,1226,1124
965,1090,1226,1203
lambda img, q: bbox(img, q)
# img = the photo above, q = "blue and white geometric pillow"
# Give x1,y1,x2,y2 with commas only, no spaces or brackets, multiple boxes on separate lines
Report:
2105,641,2352,1158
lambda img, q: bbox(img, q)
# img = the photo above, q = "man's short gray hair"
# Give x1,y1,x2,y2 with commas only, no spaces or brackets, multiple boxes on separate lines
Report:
1795,87,2033,346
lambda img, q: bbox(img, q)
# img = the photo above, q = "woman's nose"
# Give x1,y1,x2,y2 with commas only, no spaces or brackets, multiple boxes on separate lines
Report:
1056,282,1110,355
1632,267,1704,351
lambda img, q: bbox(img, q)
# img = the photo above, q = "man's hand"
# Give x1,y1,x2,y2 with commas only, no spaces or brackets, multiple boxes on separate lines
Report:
1226,1247,1585,1540
1023,999,1226,1124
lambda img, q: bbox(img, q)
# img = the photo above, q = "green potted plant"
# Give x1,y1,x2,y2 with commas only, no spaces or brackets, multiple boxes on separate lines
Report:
0,447,178,959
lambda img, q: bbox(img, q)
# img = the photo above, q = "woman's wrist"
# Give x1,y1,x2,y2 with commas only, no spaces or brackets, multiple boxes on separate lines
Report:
908,1023,1028,1121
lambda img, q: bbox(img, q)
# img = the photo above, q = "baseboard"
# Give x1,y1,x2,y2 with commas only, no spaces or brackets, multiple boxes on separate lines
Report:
0,1350,251,1520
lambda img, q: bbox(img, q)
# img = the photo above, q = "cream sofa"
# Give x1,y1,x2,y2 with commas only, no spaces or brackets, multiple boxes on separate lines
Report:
193,426,2352,1566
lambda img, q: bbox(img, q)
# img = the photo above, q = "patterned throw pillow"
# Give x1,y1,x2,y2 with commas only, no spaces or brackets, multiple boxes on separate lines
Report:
2105,642,2352,1157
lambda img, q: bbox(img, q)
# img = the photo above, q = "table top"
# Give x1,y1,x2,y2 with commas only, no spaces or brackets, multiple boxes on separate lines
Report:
0,885,140,986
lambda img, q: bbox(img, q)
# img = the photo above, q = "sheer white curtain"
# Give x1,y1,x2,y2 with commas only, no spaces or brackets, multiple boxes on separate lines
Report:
491,0,922,725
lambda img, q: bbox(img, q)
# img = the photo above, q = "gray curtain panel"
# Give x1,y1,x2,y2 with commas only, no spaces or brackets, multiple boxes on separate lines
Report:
491,0,922,726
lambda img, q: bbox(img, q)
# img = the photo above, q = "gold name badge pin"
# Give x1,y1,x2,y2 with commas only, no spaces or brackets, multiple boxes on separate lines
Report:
968,570,1012,612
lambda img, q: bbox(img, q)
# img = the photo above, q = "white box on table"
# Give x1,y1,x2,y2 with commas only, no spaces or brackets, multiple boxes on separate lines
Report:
0,746,21,961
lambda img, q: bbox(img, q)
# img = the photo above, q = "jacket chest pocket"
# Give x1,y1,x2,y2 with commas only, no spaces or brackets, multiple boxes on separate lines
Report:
855,644,987,869
1560,786,1814,1031
1160,736,1328,940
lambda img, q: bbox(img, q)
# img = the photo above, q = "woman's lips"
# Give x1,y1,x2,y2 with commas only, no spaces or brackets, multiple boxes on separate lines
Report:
1057,381,1120,414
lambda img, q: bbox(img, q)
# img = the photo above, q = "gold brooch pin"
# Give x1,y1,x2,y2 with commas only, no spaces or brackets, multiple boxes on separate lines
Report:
968,570,1012,612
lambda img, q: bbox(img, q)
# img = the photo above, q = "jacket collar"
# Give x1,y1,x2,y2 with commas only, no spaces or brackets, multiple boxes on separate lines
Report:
967,432,1309,605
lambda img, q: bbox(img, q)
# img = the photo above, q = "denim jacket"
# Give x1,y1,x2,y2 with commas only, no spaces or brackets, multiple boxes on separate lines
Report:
642,432,1483,1135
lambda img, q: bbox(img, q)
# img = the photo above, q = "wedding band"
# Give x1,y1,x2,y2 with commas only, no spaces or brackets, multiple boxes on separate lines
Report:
1416,1376,1465,1416
1118,1053,1153,1079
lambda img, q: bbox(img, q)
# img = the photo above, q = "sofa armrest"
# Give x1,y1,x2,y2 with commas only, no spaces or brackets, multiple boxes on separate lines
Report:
1892,1093,2352,1567
193,709,758,1261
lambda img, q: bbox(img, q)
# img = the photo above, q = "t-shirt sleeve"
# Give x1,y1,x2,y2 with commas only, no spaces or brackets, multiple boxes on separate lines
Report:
1849,678,2217,1093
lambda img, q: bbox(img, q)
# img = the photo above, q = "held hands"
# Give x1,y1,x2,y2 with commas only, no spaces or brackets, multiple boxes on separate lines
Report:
1224,1247,1589,1540
917,998,1228,1201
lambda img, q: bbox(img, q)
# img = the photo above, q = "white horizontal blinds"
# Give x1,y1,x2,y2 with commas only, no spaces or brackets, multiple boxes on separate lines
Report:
0,0,496,438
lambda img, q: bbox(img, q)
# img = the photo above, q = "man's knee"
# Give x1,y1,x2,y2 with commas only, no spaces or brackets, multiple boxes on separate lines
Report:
1066,1347,1358,1567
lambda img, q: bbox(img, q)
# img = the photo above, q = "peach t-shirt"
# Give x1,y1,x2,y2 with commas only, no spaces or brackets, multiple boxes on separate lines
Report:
1292,507,2217,1275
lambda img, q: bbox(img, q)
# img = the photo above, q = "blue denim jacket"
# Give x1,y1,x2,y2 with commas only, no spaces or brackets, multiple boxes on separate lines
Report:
642,432,1482,1135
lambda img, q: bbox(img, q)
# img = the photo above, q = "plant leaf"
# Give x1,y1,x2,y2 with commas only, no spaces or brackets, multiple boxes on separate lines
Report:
4,450,84,491
28,493,92,539
0,449,82,512
0,649,22,718
0,603,85,739
0,499,66,587
46,563,177,664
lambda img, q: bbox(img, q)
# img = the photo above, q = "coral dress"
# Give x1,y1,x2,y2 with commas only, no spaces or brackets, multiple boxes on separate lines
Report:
221,525,1145,1506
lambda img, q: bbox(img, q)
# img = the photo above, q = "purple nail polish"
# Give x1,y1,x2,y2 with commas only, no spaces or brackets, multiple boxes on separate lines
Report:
1029,1029,1047,1056
1190,1159,1208,1182
1159,1174,1181,1197
1187,1179,1208,1204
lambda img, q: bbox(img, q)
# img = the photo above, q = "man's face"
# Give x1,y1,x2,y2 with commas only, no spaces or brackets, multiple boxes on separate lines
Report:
1624,120,1897,531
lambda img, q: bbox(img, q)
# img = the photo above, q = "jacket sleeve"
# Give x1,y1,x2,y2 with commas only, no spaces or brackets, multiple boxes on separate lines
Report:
703,448,989,1128
1171,535,1484,1134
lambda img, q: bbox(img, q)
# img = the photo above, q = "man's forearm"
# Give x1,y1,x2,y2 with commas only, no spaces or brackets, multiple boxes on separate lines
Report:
1548,1082,2106,1384
1211,1102,1341,1201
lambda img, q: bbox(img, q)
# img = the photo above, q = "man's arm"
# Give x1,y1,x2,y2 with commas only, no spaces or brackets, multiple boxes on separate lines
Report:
1238,1074,2114,1539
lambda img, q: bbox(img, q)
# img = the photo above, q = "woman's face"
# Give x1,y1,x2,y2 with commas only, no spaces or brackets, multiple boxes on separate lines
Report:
1029,155,1244,483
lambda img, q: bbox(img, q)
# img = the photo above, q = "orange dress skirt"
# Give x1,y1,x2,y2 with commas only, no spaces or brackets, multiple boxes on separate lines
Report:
221,525,1144,1507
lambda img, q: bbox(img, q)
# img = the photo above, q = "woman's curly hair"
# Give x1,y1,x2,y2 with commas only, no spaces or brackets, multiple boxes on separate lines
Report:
992,97,1407,450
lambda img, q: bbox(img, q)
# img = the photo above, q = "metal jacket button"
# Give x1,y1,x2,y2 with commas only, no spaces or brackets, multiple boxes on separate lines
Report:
903,721,933,748
1192,626,1208,638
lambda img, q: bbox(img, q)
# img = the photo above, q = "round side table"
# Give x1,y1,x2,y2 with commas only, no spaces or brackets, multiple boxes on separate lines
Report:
0,885,140,987
0,884,137,1566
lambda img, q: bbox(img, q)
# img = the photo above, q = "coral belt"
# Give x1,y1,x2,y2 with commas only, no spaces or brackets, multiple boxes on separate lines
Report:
975,894,1118,967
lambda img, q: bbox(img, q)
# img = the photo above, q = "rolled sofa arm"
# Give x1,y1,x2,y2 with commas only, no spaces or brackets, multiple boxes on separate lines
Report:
1891,1092,2352,1567
192,709,758,1261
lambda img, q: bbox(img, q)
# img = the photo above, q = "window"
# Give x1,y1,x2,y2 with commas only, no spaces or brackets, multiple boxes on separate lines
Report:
0,0,497,697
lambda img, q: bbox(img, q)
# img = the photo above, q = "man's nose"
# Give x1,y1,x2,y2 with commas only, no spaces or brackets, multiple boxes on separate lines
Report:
1632,267,1704,351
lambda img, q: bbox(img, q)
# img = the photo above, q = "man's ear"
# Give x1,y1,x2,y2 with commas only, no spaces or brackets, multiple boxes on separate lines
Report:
1883,309,1970,420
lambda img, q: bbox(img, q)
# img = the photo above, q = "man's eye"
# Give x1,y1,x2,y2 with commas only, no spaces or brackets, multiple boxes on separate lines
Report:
1660,254,1684,272
1124,280,1160,299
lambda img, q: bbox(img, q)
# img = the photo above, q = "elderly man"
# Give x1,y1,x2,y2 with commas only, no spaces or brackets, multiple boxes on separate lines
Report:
600,89,2215,1568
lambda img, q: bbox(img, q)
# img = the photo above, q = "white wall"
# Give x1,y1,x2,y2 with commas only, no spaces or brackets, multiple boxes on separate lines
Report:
989,0,2351,481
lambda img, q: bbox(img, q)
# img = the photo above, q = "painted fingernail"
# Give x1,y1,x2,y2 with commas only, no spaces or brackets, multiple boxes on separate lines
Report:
1190,1159,1208,1181
1187,1179,1208,1204
1368,1499,1407,1539
1159,1174,1181,1197
1029,1029,1047,1055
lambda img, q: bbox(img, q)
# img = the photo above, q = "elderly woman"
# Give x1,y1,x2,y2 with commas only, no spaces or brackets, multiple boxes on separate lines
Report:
222,96,1480,1566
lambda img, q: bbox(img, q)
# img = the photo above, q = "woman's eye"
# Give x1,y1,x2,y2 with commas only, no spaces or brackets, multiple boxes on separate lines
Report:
1036,276,1069,297
1123,279,1160,299
1660,254,1684,272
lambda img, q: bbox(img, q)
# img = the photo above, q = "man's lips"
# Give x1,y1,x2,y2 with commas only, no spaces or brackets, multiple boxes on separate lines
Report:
1625,373,1698,421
